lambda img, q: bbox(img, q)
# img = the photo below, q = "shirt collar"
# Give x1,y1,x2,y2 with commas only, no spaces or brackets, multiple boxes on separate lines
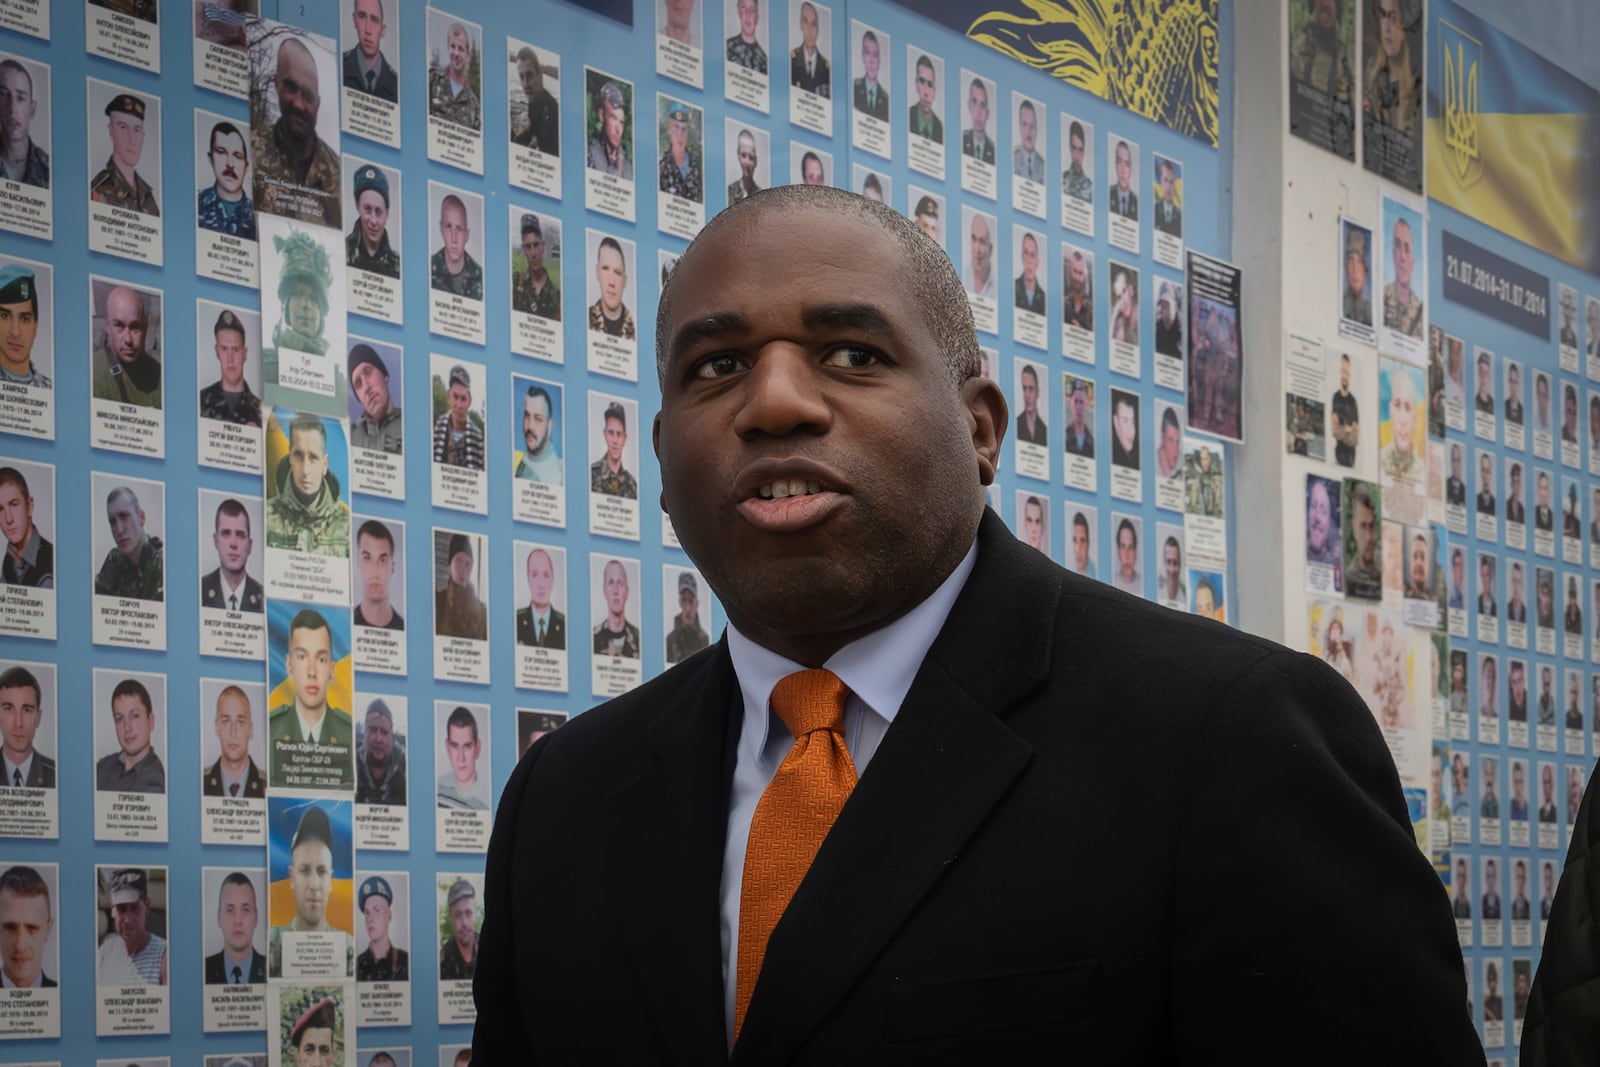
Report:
2,751,33,783
727,539,978,756
295,708,323,744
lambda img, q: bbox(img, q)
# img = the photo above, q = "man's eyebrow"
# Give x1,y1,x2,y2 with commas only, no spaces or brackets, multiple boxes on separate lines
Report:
670,311,749,357
800,303,895,336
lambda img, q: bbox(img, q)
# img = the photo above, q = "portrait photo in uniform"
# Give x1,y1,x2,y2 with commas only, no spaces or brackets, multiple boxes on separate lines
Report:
583,68,633,181
1305,473,1344,573
907,186,943,247
427,11,483,132
1109,512,1144,597
723,120,770,207
355,873,409,983
511,211,562,321
353,517,405,631
588,391,640,501
346,339,403,455
1012,226,1046,316
1109,263,1140,346
905,49,942,145
656,96,704,204
0,53,51,189
200,679,267,799
1379,196,1424,341
436,875,482,982
789,143,830,187
259,224,347,409
0,257,53,396
658,0,700,49
1337,218,1373,333
590,555,642,659
1361,0,1422,189
512,377,564,486
341,0,399,103
1062,375,1095,458
1015,491,1050,557
1151,154,1182,238
355,695,407,807
959,204,998,301
1061,113,1094,205
1107,135,1139,221
265,409,352,559
196,304,264,429
850,22,889,119
279,988,350,1066
266,604,355,791
87,82,160,216
1061,243,1094,333
199,493,265,613
193,0,258,48
0,658,54,800
959,70,994,163
344,160,401,279
724,0,769,75
584,230,639,343
1011,93,1046,184
435,702,490,812
1287,0,1355,158
202,868,267,985
90,474,164,602
516,709,566,759
90,277,163,410
788,0,831,98
428,184,485,301
93,671,167,796
193,112,257,241
0,459,55,589
431,361,486,473
1065,505,1098,579
1154,279,1184,364
266,800,355,974
1110,387,1140,471
663,565,712,665
0,863,58,988
95,866,168,987
433,530,487,642
514,541,567,651
1012,359,1046,447
853,165,888,204
247,23,342,227
510,42,560,155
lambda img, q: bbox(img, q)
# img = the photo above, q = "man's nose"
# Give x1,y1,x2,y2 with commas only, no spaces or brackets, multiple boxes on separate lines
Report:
731,345,834,439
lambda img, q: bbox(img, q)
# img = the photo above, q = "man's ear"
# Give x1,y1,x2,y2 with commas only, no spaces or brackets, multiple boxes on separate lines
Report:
652,411,669,514
962,376,1008,486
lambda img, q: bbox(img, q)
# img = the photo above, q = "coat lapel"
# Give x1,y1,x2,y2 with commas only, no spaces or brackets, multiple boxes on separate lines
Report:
608,643,739,1066
733,511,1060,1064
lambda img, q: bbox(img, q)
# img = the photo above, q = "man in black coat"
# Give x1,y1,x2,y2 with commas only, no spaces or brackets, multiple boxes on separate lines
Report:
472,187,1482,1064
1523,759,1599,1063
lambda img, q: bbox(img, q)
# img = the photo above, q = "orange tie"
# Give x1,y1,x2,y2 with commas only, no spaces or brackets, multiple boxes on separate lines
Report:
734,668,857,1039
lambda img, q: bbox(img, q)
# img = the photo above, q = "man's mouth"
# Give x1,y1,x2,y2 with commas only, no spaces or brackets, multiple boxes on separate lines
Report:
756,478,823,499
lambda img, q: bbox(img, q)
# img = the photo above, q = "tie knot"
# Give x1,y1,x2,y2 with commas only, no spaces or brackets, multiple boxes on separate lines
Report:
770,669,848,738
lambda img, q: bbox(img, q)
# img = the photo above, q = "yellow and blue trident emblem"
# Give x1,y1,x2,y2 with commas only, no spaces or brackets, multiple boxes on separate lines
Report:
1441,21,1481,185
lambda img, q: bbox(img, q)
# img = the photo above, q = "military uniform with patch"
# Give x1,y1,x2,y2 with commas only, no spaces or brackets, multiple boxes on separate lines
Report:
197,185,256,239
265,463,351,558
201,567,264,612
592,619,641,658
0,267,50,388
92,345,162,408
95,535,163,600
1063,163,1093,202
512,268,560,319
430,249,484,300
658,148,703,203
726,35,768,74
345,165,400,278
1383,283,1424,337
0,139,49,188
251,119,342,228
588,300,636,339
90,158,160,215
589,458,638,499
429,72,481,131
198,381,262,426
267,702,355,789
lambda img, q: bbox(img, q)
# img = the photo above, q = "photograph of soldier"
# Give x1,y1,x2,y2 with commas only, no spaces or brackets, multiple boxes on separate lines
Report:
342,0,397,102
354,520,403,630
356,875,408,981
95,482,163,601
852,26,888,119
194,0,256,48
1288,0,1355,158
0,465,51,588
91,281,162,409
584,73,632,180
857,167,886,201
1110,265,1139,344
593,558,641,658
1109,388,1139,469
587,234,636,340
591,398,640,500
514,381,563,484
1012,96,1045,183
960,74,992,162
204,871,265,984
434,532,487,641
1061,245,1093,331
90,90,159,216
1343,479,1381,600
665,569,711,663
904,52,941,144
95,676,164,794
0,864,55,987
1379,361,1422,484
346,163,399,278
268,609,354,789
0,664,52,788
96,868,166,986
1014,230,1044,315
1329,352,1360,467
1382,210,1422,338
432,363,484,472
1558,285,1579,349
1534,369,1552,435
1014,363,1046,446
1504,359,1524,426
197,119,256,240
249,29,341,227
511,45,559,153
428,17,481,132
1505,461,1525,524
0,56,49,188
657,98,703,203
511,213,561,321
355,697,405,806
725,0,767,73
202,497,264,613
1110,515,1141,596
516,545,566,649
910,190,941,243
962,208,996,300
517,710,566,758
789,0,829,97
203,684,265,799
199,309,262,427
1305,475,1342,569
263,229,335,396
660,0,698,46
436,704,489,811
1340,222,1372,327
725,124,765,205
430,191,483,300
283,993,343,1066
0,263,48,389
1067,508,1096,579
438,878,479,980
1147,156,1181,238
1155,280,1183,361
1017,493,1048,555
793,146,828,186
1563,380,1581,444
268,804,352,973
1063,377,1094,457
267,412,349,556
1362,0,1420,188
348,343,402,454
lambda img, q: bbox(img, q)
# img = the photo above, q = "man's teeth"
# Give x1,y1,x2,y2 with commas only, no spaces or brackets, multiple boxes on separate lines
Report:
758,479,823,499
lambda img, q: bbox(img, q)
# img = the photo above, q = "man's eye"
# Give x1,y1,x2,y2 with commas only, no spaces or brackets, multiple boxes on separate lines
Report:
693,354,743,379
821,345,879,369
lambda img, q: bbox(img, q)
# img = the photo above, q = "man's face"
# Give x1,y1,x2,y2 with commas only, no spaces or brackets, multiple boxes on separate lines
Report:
1346,247,1365,294
350,361,389,420
1512,566,1524,601
1070,387,1086,428
522,394,551,454
1510,665,1525,702
1022,501,1042,548
362,894,390,944
1116,526,1136,579
799,2,817,47
668,111,688,153
1114,142,1131,190
915,209,938,241
446,722,478,784
107,110,145,170
447,28,469,77
1565,387,1578,428
107,493,146,559
1164,542,1180,586
603,99,625,149
1539,580,1553,615
802,155,824,185
1312,0,1337,28
105,288,148,365
1543,765,1554,799
1113,399,1136,453
1389,379,1415,453
1451,552,1463,589
0,682,39,759
916,63,934,111
1018,104,1036,153
217,880,256,954
0,66,36,154
597,245,627,313
604,415,626,464
0,481,33,550
1160,422,1179,468
289,427,329,497
214,690,252,764
1157,295,1174,327
1158,163,1174,198
213,509,251,577
0,889,48,986
209,131,248,197
1114,274,1133,316
287,623,332,712
1379,0,1402,56
1537,375,1550,417
736,134,757,179
1590,302,1600,337
112,896,148,946
1392,219,1413,287
0,296,36,373
450,896,476,947
440,203,469,264
1020,236,1037,288
1069,131,1084,167
1340,358,1351,391
449,549,472,587
1539,474,1550,507
1450,447,1462,479
297,1026,334,1067
280,285,320,346
274,43,322,147
1514,863,1524,893
861,33,879,82
357,531,393,603
969,216,990,278
1409,538,1427,588
1514,763,1525,798
215,327,248,390
521,228,545,272
1072,521,1088,571
1509,364,1521,399
525,549,554,610
112,694,152,759
1511,466,1522,496
363,709,391,763
1020,370,1037,415
290,840,332,925
736,0,757,38
448,381,471,423
1308,483,1330,552
352,0,384,59
1069,254,1086,296
517,56,543,99
357,189,388,248
1354,501,1376,564
1476,357,1491,396
966,81,987,134
679,584,698,623
603,560,629,616
1194,584,1214,615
